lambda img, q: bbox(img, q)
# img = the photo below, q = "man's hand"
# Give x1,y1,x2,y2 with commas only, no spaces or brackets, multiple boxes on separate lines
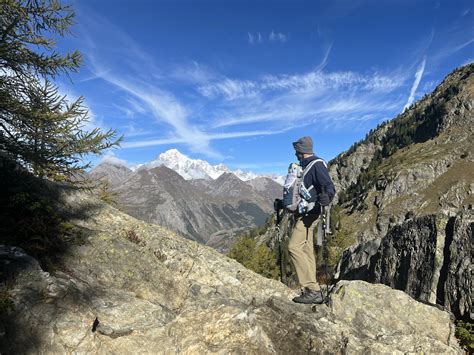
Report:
318,193,330,206
274,198,283,211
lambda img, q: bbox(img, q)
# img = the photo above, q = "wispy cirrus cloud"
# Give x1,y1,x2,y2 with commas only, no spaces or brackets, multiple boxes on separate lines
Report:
269,30,288,43
194,65,406,134
73,4,444,161
91,65,223,157
199,68,404,101
248,32,263,44
78,11,227,158
121,127,292,148
247,30,289,44
404,56,426,111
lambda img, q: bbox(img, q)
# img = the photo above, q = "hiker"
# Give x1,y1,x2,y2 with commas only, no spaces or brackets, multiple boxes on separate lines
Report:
288,136,335,304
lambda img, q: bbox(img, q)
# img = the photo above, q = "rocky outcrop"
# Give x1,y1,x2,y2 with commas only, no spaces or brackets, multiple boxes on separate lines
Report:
0,190,462,353
334,238,381,281
437,211,473,321
336,211,473,321
329,123,390,202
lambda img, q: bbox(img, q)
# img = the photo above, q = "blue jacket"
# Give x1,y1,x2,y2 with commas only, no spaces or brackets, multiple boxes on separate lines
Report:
300,155,336,205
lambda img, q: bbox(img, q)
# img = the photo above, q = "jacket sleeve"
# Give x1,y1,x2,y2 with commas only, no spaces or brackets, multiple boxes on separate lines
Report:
314,162,336,202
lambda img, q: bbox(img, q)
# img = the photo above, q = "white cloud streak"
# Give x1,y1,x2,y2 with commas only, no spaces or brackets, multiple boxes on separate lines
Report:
315,43,333,71
269,30,288,42
92,67,222,157
122,128,290,149
200,68,404,101
248,31,288,44
197,65,406,134
404,56,426,111
248,32,254,44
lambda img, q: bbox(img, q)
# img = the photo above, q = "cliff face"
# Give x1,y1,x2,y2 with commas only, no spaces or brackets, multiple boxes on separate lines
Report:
0,188,462,353
335,211,473,321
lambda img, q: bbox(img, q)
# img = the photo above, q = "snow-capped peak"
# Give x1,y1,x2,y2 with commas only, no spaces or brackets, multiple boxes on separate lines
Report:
139,149,283,184
158,148,188,162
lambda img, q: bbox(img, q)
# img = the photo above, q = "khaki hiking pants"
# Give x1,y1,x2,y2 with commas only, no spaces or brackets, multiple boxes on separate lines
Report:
288,213,319,290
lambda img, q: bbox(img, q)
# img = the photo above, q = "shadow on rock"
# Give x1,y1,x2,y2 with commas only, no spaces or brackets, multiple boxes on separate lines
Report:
0,155,103,352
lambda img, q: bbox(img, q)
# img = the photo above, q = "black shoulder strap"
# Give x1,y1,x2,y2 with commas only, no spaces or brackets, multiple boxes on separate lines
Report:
302,158,326,191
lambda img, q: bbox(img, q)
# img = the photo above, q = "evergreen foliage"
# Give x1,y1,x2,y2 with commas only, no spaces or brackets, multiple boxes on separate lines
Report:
338,82,460,205
227,234,279,279
0,0,121,180
455,320,474,353
322,205,355,266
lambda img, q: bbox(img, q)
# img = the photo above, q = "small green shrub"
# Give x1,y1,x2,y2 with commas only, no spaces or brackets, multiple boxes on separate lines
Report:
247,244,279,279
455,320,474,353
228,236,279,280
97,179,119,206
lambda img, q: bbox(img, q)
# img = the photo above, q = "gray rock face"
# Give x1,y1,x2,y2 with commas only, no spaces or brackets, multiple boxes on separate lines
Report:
334,238,381,280
336,211,473,321
0,190,462,353
89,162,132,186
329,124,390,203
369,215,440,301
438,212,473,321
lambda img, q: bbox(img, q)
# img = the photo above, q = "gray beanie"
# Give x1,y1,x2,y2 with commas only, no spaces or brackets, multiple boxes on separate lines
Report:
292,136,313,154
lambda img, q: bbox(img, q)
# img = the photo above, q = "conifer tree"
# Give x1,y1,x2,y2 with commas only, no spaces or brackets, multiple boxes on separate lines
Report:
0,0,120,180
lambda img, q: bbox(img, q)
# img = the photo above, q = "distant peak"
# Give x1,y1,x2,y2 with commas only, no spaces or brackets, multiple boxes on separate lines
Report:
158,148,189,160
142,148,283,184
98,156,131,170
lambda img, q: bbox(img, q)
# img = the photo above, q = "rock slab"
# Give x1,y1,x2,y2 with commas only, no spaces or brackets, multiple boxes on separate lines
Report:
0,191,463,353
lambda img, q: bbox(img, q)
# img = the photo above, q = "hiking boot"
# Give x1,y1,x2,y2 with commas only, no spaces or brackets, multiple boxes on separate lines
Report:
292,287,325,304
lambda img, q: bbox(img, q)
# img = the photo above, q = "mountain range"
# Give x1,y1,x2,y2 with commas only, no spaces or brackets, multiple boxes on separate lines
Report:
128,149,285,184
90,150,283,251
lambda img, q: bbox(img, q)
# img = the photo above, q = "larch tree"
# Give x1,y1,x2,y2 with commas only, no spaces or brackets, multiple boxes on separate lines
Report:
0,0,121,180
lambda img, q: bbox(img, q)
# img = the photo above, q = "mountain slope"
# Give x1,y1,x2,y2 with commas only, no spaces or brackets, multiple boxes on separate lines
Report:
323,64,474,323
89,150,284,252
330,63,474,242
89,161,132,186
105,166,280,251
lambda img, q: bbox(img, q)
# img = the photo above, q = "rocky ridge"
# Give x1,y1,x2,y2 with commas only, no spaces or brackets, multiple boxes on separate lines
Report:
0,188,462,353
329,64,474,243
325,64,474,327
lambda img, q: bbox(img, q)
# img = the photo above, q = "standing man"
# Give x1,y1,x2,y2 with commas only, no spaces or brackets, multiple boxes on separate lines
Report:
289,136,335,304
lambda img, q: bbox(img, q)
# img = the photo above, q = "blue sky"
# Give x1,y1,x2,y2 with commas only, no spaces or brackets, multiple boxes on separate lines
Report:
59,0,473,174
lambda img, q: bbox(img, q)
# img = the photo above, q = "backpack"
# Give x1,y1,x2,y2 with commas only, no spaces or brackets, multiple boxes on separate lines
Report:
282,159,326,213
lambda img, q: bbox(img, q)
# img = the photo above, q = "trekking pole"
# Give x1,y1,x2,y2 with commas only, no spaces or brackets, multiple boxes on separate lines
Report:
318,205,328,303
274,199,285,283
319,186,332,304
